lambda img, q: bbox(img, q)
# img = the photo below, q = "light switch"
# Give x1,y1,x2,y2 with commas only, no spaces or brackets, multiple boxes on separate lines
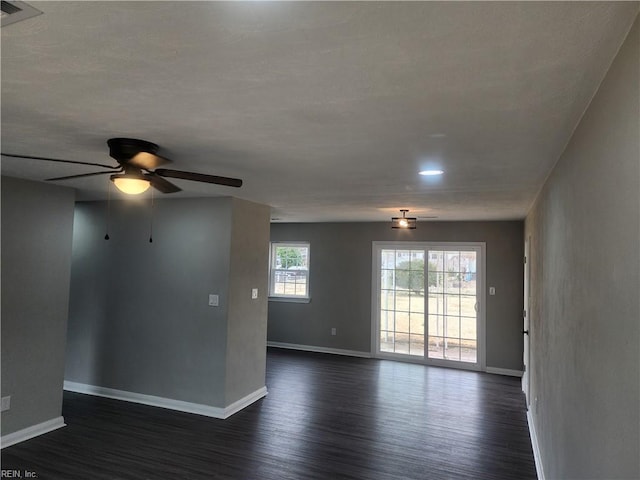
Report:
251,288,258,299
208,294,219,307
489,287,496,296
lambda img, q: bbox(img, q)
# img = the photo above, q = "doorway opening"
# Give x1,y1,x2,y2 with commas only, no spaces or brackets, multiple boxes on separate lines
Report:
373,242,485,371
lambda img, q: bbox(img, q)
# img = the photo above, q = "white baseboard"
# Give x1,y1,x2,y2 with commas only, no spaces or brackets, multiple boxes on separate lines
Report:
485,366,523,377
1,416,66,449
63,381,267,420
267,341,372,359
223,387,269,419
527,410,545,480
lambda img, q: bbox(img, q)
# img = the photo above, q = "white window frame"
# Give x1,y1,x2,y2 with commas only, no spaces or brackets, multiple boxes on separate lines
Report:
268,241,311,303
371,241,486,372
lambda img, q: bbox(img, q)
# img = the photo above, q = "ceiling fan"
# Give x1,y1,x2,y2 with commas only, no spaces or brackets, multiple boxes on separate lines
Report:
1,138,243,195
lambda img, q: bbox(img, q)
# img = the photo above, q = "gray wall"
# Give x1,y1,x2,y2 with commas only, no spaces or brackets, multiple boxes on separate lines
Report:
66,196,269,409
269,221,524,371
225,198,271,404
524,14,639,479
1,177,75,435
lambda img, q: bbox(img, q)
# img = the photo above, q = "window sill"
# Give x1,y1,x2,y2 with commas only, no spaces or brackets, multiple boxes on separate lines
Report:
268,296,311,304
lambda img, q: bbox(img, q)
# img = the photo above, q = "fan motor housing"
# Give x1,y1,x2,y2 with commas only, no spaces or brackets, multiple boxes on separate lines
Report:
107,138,158,161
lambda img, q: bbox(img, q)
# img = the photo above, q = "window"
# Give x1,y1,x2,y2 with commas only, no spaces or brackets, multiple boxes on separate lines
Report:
269,242,310,301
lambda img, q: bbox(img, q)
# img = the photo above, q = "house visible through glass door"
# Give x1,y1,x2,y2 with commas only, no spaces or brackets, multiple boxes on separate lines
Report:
374,243,484,370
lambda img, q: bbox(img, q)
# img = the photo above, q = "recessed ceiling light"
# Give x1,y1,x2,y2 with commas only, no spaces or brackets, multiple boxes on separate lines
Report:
419,170,444,176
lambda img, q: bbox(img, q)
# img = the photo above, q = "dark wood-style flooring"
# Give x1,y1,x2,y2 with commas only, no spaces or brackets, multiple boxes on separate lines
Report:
2,348,537,479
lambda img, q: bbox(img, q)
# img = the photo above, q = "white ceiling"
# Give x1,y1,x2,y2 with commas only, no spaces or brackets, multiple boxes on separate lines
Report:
2,1,638,222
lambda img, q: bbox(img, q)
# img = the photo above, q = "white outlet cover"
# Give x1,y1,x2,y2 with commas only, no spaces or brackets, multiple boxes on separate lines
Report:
1,396,11,412
251,288,258,299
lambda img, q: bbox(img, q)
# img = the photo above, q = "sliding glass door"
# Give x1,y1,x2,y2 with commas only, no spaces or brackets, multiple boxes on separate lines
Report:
379,249,426,356
373,242,485,370
426,249,478,363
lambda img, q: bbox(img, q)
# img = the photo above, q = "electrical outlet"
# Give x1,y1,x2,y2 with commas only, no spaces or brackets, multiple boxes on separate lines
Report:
331,327,337,336
489,286,496,295
208,294,219,307
251,288,258,299
1,396,11,412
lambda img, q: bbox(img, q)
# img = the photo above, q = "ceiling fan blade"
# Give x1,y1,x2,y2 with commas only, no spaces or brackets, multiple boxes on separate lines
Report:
155,169,243,188
128,152,171,170
2,152,119,170
145,173,182,194
46,169,123,181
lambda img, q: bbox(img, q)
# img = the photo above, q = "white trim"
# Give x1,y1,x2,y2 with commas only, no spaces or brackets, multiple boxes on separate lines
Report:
478,243,487,370
527,410,545,480
523,235,531,405
486,367,523,377
267,341,372,358
422,356,482,372
63,381,267,420
268,296,311,304
1,416,66,449
224,387,269,418
377,351,483,371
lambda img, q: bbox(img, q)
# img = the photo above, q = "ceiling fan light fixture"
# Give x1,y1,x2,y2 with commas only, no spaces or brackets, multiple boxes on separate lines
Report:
391,209,417,229
110,174,151,195
4,137,243,195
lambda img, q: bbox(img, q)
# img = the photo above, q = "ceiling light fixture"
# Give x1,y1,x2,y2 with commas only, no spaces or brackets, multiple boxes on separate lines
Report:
391,209,416,229
419,169,444,176
110,173,151,195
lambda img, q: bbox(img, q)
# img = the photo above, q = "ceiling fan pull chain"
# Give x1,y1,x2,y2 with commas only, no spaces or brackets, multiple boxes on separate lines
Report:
104,180,111,240
149,187,154,243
